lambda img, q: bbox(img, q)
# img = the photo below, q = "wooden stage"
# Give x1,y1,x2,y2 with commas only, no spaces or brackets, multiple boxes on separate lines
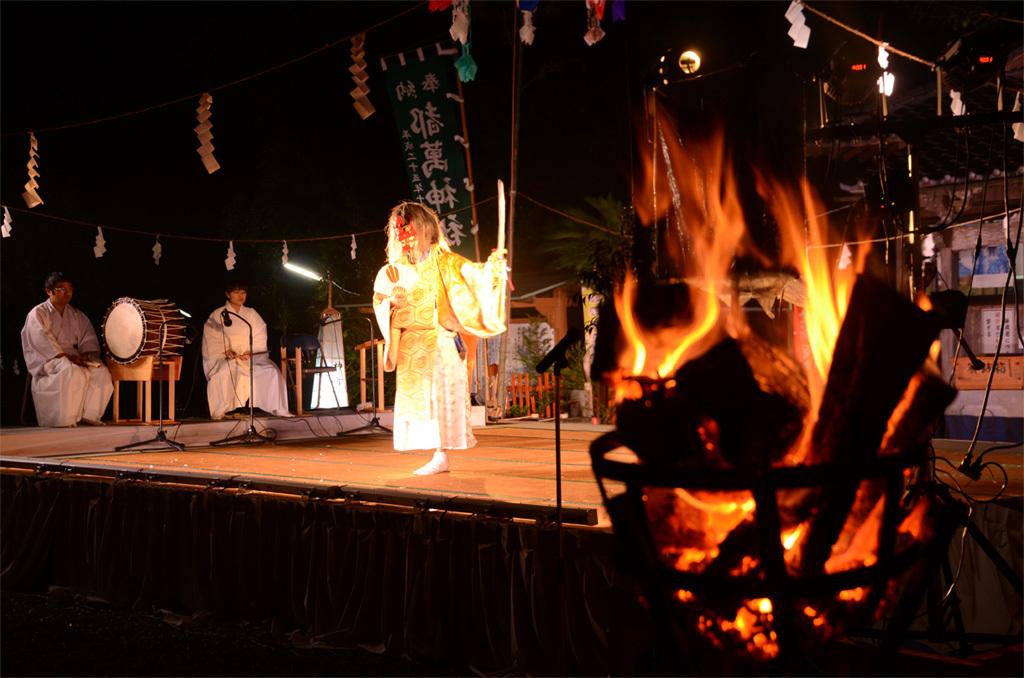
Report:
1,414,1018,528
0,420,619,527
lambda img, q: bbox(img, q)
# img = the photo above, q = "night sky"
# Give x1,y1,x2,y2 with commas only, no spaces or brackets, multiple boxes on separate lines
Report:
2,1,1020,418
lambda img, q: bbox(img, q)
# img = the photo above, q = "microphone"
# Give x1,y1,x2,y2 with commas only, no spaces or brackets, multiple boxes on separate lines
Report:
536,327,582,374
221,309,233,327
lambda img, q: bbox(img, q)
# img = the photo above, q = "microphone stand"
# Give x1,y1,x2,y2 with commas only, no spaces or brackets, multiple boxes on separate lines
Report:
116,320,185,452
536,345,570,676
338,316,391,436
211,309,274,446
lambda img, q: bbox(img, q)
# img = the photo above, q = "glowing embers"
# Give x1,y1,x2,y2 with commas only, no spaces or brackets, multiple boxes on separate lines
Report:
698,598,781,661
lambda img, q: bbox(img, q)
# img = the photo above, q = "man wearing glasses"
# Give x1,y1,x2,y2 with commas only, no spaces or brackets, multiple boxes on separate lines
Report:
20,271,113,427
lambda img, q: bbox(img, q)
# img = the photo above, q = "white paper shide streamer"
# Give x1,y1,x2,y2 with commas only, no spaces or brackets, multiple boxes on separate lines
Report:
282,241,289,265
1013,92,1023,143
22,132,43,209
93,227,107,258
450,0,470,44
350,234,357,260
152,236,163,265
837,243,852,270
225,240,236,270
583,0,605,46
195,93,220,174
950,90,966,117
2,207,13,238
519,10,536,45
785,0,810,49
350,33,375,120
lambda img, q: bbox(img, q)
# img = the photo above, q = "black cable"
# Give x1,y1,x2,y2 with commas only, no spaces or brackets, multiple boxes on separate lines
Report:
961,170,1024,473
1000,123,1024,355
945,127,998,384
923,129,971,234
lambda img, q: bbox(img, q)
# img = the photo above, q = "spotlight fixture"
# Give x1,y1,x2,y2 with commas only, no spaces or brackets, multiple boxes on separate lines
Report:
822,41,878,106
939,29,1008,94
656,47,703,86
678,50,701,75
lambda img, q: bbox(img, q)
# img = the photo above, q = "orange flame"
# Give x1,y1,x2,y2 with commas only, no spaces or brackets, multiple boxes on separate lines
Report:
759,176,867,410
615,116,750,386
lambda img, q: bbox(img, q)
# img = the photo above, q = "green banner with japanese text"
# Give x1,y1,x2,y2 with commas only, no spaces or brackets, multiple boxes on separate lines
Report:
382,43,475,259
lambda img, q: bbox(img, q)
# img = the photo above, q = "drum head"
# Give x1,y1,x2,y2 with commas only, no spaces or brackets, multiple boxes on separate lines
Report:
104,300,145,363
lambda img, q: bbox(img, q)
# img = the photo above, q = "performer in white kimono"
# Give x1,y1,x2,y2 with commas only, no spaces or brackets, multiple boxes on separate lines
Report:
20,272,113,427
373,201,507,475
201,280,290,420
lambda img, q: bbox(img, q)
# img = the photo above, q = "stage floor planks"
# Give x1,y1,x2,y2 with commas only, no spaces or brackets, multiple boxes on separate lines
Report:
28,424,621,527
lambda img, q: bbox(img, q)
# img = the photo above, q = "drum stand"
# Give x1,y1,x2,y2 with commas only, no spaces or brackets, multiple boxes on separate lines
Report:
116,321,185,452
211,310,274,446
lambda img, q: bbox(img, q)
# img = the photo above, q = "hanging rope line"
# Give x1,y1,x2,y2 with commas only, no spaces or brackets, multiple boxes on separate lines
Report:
0,195,494,244
805,207,1021,250
517,192,620,235
802,2,937,69
1,1,426,138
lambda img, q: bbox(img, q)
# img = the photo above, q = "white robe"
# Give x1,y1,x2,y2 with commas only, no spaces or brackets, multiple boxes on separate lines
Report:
201,303,290,420
20,300,113,427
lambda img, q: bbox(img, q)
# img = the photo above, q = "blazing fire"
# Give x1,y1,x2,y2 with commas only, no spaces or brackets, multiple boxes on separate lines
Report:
597,105,950,663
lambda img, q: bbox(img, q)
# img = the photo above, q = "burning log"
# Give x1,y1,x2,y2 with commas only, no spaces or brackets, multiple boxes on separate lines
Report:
830,370,957,560
794,276,942,577
594,279,809,469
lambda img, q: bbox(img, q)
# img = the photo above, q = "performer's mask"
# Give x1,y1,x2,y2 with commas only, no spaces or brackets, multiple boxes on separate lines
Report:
395,214,417,258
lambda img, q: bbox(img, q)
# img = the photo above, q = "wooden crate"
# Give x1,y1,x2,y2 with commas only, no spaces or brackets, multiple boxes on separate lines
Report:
953,355,1024,390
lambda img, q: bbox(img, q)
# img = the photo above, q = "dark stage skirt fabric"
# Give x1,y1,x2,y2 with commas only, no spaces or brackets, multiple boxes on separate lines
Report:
1,473,652,675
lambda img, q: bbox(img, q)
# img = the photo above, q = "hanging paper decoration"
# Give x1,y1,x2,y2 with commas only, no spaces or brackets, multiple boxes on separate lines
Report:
350,33,376,120
519,10,536,45
877,44,890,70
785,0,810,49
152,236,163,265
877,72,895,96
93,227,107,258
922,233,936,260
12,359,21,377
22,132,43,209
949,90,966,116
225,240,236,270
876,43,894,117
450,0,470,44
195,93,220,174
1012,92,1023,143
2,206,12,238
519,0,539,45
837,243,852,271
281,240,289,265
427,0,452,10
584,0,606,46
350,234,357,260
455,43,478,82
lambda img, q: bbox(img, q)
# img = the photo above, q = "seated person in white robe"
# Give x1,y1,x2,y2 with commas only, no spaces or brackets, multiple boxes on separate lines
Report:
20,271,113,427
201,280,290,420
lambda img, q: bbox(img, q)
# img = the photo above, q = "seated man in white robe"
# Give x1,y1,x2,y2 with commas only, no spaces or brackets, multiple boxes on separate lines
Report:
201,279,290,420
20,271,113,427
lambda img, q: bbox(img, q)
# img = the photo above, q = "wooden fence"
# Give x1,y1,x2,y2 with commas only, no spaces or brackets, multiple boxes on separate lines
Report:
505,371,555,418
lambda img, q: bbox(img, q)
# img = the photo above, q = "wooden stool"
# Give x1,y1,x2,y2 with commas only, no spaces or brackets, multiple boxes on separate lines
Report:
107,355,183,424
354,338,386,411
